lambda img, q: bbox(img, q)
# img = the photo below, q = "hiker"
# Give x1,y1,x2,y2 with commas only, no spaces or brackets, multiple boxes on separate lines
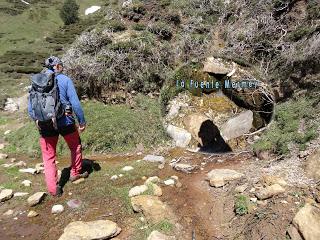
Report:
27,56,88,196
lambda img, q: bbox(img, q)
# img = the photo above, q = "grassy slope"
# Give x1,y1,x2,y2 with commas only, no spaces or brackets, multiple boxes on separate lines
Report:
4,95,169,156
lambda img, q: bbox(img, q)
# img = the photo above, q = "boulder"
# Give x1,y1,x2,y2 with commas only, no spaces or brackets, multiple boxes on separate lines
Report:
220,110,253,141
165,125,192,148
129,185,148,197
150,183,162,197
255,184,285,200
0,189,13,202
287,225,303,240
131,195,176,223
305,148,320,180
164,179,175,186
147,230,176,240
27,192,46,206
203,57,232,75
143,155,165,164
145,176,161,185
58,220,121,240
292,203,320,240
207,169,244,187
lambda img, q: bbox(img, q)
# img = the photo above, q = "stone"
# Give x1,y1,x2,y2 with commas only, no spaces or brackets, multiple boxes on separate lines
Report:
122,166,134,171
3,209,14,216
164,179,175,186
147,230,176,240
183,113,211,146
173,163,197,173
4,130,11,135
27,192,46,206
220,110,253,141
305,148,320,180
255,184,285,200
203,57,231,74
0,153,8,159
262,175,287,187
21,180,32,187
287,225,303,240
165,124,192,148
171,176,179,180
27,211,39,218
235,184,248,193
72,178,85,185
4,98,19,112
145,176,160,185
13,161,27,168
292,203,320,240
150,183,162,197
207,169,244,187
67,199,82,209
0,189,13,202
111,175,118,180
35,163,45,173
0,143,4,150
52,205,64,214
129,185,148,197
143,155,165,164
19,168,37,175
58,220,121,240
14,192,29,197
131,195,176,223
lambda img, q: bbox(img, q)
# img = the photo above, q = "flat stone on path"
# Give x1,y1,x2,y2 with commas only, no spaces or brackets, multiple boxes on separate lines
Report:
27,192,46,206
207,169,244,187
27,211,39,218
67,199,82,209
3,209,14,216
0,189,13,202
131,195,176,223
14,192,29,197
164,179,175,186
292,203,320,240
58,220,121,240
143,155,165,164
19,168,38,175
173,163,197,173
129,185,148,197
147,230,176,240
21,180,32,187
255,184,285,200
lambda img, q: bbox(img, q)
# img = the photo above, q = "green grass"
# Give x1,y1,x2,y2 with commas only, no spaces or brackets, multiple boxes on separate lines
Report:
253,97,319,155
134,219,175,239
5,94,169,156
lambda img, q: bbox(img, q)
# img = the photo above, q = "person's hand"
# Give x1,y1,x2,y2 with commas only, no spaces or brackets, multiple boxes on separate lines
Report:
78,124,86,133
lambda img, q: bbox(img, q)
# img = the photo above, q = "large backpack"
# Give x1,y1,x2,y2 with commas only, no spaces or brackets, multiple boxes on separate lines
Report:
29,71,64,128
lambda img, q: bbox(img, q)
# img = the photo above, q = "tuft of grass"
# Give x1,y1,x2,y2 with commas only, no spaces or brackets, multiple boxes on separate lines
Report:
134,219,175,239
235,194,249,216
253,97,318,155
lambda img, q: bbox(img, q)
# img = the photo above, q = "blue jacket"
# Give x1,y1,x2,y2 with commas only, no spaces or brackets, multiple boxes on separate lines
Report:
28,70,86,127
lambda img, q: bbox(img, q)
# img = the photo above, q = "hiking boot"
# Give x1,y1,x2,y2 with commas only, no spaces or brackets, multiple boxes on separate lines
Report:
55,185,63,197
69,171,89,182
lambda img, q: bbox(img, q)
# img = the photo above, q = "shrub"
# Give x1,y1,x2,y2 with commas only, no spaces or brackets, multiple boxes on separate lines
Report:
60,0,79,25
148,22,173,40
132,23,146,31
104,19,126,32
235,195,249,215
253,97,319,155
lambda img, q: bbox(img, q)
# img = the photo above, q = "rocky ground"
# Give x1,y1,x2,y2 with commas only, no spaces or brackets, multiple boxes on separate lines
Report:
0,133,319,240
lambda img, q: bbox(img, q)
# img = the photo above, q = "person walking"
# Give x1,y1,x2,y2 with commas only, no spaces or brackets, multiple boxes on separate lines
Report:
28,56,88,196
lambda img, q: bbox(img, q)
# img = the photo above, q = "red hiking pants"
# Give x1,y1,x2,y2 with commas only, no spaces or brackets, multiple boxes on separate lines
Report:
39,130,82,195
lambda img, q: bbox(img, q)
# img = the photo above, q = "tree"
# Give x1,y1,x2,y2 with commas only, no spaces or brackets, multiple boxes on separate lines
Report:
60,0,79,25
